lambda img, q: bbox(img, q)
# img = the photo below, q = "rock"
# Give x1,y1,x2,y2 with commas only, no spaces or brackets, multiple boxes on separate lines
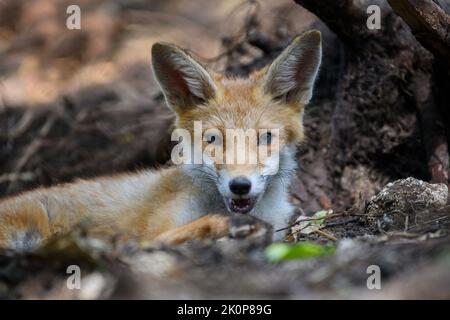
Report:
365,177,448,231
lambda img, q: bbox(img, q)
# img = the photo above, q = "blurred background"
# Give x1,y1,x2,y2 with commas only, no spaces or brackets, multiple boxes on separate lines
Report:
0,0,315,106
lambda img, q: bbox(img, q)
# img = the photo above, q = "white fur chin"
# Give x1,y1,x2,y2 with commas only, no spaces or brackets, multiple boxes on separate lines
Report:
177,146,297,241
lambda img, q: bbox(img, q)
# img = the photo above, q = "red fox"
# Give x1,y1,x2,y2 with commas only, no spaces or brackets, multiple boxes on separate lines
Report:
0,30,322,251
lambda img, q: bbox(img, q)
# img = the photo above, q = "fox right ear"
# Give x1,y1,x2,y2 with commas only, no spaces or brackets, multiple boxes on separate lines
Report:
151,43,217,113
263,30,322,106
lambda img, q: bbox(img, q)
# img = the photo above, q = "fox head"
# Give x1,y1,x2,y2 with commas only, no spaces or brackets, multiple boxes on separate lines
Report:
152,30,321,215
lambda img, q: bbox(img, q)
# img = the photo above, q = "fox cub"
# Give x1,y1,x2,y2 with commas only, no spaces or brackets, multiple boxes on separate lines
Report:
0,31,322,251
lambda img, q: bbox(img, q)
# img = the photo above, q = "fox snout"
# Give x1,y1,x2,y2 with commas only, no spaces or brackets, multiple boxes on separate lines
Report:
227,176,258,214
229,176,252,196
216,169,265,214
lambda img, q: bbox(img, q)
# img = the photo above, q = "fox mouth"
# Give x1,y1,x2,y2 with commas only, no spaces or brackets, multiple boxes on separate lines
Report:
227,197,257,214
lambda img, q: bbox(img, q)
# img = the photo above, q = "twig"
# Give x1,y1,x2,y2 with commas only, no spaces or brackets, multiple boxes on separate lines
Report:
407,215,450,232
204,0,263,63
275,211,364,233
314,229,338,241
285,223,313,237
7,109,35,139
6,114,57,193
0,172,36,184
404,215,409,232
324,217,360,228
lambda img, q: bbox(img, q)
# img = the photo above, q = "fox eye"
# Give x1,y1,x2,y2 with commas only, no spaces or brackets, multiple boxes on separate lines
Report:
258,132,272,145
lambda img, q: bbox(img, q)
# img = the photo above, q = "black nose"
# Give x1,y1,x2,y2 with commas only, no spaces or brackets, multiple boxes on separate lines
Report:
229,177,252,195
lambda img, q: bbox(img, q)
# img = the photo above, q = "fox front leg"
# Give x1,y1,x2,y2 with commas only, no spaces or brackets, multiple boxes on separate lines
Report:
152,214,229,245
152,214,272,246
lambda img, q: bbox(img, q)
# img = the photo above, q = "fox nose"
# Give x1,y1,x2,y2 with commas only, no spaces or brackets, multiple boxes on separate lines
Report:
229,177,252,195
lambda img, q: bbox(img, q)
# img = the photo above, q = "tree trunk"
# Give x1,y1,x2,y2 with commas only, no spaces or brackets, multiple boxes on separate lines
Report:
293,0,450,207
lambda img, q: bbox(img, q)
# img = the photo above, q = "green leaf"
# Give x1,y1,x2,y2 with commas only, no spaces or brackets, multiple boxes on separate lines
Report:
265,242,335,262
292,209,330,235
311,210,328,226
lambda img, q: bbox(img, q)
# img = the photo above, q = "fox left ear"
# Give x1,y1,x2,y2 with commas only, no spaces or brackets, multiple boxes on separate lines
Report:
151,42,218,114
263,30,322,105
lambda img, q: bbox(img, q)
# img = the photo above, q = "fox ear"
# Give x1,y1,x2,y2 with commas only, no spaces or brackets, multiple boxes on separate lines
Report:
151,43,217,113
263,30,322,105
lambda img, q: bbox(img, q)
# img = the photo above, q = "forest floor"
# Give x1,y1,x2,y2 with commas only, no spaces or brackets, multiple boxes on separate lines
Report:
0,0,449,299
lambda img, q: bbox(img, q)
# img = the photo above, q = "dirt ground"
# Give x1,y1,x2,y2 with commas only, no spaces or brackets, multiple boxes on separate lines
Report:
0,0,449,299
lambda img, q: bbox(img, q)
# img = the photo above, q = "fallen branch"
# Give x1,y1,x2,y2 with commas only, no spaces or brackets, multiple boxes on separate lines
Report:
293,0,368,45
387,0,450,64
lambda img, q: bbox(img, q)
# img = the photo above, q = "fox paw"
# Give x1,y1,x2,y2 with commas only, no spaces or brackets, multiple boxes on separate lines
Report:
228,214,272,240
